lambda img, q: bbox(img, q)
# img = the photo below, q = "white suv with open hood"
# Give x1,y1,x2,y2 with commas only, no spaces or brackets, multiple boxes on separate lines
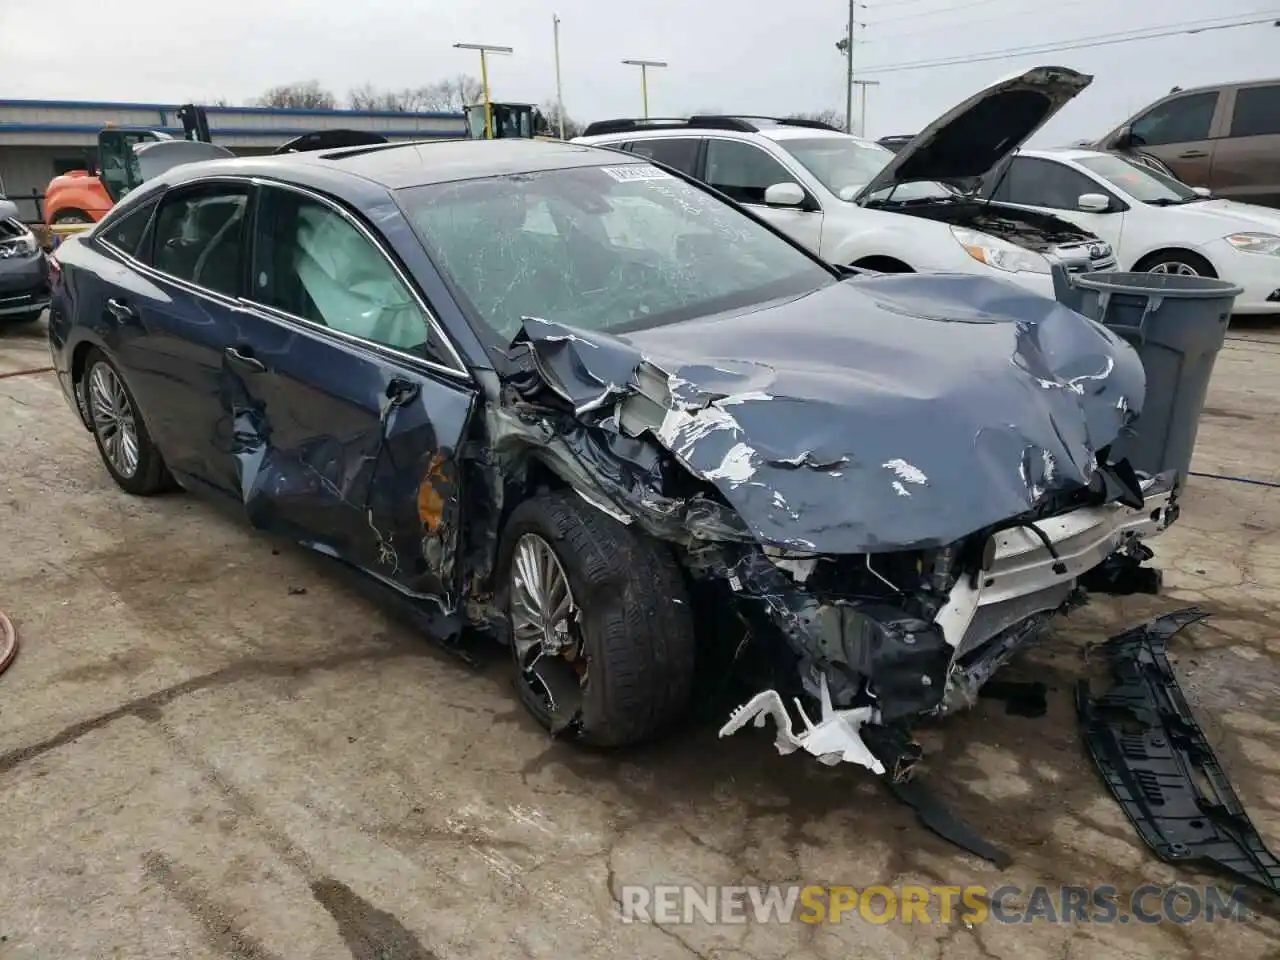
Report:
574,66,1117,297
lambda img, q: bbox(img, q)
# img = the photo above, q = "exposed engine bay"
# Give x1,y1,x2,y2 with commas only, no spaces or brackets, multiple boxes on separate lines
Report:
863,196,1098,254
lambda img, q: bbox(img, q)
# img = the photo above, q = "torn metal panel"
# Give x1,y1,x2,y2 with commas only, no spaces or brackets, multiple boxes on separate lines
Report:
1077,608,1280,894
217,324,476,612
513,272,1147,555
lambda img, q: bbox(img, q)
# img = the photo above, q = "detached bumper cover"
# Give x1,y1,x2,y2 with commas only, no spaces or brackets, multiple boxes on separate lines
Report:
1077,607,1280,895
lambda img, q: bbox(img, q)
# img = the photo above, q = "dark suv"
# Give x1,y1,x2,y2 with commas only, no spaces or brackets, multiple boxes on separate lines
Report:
1092,78,1280,209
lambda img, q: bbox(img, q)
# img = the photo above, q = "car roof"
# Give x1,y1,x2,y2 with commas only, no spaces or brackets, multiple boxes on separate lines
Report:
576,125,885,148
162,138,644,191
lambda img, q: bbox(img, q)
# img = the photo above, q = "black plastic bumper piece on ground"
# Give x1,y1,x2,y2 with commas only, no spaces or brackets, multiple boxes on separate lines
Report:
1076,606,1280,894
864,724,1014,869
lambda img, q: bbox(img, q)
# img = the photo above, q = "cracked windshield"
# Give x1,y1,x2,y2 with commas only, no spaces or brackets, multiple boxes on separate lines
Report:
400,164,833,339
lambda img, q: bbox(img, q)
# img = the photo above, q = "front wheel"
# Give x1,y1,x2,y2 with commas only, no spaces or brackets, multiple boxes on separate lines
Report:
82,348,173,495
1135,250,1217,278
498,491,697,746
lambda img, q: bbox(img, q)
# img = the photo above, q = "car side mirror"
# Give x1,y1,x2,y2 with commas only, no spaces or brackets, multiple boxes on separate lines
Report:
1077,193,1112,213
1192,186,1211,198
764,181,806,208
1108,125,1135,150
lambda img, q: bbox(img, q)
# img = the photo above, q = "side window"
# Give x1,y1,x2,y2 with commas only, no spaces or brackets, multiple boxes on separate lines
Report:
151,184,249,296
992,157,1101,210
704,139,797,205
250,186,433,355
1230,85,1280,138
625,138,700,175
97,198,158,259
1129,92,1218,146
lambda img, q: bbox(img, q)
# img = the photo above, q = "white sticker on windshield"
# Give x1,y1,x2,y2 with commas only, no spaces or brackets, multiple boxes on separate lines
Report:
600,164,673,182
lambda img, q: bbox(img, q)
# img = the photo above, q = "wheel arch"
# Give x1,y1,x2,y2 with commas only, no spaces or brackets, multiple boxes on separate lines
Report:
1130,247,1218,277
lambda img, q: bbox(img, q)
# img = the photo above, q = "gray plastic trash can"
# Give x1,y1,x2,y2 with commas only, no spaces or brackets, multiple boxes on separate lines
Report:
1052,267,1242,484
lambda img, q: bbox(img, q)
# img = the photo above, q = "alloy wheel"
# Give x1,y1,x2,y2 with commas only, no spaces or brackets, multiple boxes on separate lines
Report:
1148,261,1200,277
510,533,587,717
88,363,140,479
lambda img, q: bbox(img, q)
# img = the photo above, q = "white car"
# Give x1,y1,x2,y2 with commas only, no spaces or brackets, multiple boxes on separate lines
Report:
980,147,1280,314
573,66,1118,298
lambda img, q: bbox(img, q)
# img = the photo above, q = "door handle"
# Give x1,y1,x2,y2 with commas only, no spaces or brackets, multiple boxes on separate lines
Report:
105,297,137,322
1178,150,1208,159
224,345,266,373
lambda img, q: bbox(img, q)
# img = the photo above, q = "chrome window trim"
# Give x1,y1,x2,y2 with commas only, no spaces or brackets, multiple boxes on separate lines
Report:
105,173,472,384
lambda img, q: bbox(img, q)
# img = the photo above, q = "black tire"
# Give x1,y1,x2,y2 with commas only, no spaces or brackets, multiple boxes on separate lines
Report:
497,491,697,747
1133,249,1217,278
81,347,173,495
52,210,91,225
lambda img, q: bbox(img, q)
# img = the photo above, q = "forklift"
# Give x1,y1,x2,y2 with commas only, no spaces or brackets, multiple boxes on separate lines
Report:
462,101,556,140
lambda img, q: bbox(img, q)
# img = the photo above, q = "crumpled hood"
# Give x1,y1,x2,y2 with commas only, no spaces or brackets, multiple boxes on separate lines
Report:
516,272,1146,554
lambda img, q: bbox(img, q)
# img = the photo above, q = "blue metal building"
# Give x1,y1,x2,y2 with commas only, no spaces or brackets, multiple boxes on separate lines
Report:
0,99,466,220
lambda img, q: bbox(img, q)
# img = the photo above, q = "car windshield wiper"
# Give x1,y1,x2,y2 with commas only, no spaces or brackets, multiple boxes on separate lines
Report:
1148,196,1204,206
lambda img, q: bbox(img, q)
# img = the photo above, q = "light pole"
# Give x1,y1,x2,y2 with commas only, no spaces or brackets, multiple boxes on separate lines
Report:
553,15,565,139
852,78,880,137
621,59,667,118
453,42,513,139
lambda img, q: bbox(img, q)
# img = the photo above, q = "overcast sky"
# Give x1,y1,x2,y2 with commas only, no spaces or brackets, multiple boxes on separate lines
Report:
1,0,1274,141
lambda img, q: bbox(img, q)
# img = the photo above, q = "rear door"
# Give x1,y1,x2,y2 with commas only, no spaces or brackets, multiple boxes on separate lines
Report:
619,137,703,176
92,179,255,492
1125,89,1223,187
1212,82,1280,208
226,181,477,602
700,137,825,255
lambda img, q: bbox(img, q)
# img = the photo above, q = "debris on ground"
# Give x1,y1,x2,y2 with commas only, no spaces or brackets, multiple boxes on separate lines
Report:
1077,607,1280,894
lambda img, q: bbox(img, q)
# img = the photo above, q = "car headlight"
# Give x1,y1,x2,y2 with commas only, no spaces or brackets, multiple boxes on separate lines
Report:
0,231,37,259
950,226,1050,274
1224,232,1280,256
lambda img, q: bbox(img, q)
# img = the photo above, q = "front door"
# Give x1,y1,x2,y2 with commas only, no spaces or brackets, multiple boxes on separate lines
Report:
225,182,477,601
701,138,825,255
1125,90,1221,189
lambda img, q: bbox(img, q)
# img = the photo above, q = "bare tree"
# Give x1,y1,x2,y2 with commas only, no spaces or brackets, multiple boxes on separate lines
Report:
255,81,337,110
787,109,847,132
416,75,484,112
348,84,436,112
538,100,582,138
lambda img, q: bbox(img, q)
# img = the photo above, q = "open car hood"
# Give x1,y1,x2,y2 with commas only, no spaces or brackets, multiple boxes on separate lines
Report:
515,272,1146,555
853,65,1092,202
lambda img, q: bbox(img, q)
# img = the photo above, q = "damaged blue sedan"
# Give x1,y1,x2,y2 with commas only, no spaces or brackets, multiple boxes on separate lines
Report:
47,138,1178,776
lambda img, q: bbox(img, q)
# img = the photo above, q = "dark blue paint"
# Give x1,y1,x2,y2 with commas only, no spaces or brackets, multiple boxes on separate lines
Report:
48,156,480,610
520,272,1148,554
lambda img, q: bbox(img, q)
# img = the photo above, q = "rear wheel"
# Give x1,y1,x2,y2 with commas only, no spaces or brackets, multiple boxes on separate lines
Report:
498,491,697,746
52,209,91,225
82,348,172,495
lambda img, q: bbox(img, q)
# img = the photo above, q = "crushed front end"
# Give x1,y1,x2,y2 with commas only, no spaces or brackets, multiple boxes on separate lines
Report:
489,272,1180,776
716,466,1177,776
